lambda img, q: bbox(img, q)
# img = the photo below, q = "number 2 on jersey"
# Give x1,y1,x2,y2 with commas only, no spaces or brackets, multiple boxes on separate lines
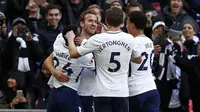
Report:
108,52,121,72
137,50,154,71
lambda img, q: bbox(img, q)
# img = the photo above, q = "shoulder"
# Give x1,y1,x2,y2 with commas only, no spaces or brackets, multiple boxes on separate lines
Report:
88,33,103,42
53,33,65,49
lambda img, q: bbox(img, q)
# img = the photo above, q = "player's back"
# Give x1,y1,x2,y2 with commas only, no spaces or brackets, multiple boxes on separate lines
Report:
48,34,94,91
92,31,136,97
129,35,156,96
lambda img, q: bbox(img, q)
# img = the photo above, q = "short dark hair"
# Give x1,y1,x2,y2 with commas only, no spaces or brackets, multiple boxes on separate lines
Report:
128,11,147,30
126,2,143,13
79,9,98,23
106,7,124,27
110,0,123,7
45,4,61,15
62,24,79,46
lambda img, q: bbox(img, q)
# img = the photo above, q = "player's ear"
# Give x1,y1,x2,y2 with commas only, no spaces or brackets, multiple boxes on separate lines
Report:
80,21,84,28
132,23,135,29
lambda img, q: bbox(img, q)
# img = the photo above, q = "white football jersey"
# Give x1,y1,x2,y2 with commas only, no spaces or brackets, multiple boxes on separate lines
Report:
129,35,157,97
78,68,96,96
77,31,141,97
48,34,95,91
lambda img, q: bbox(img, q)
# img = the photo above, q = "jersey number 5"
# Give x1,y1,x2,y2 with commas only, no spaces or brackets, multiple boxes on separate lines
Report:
108,52,121,72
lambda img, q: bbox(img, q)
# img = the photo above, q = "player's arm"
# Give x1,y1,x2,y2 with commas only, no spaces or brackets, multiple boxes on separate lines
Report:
66,31,98,58
44,53,55,74
79,53,95,70
130,56,142,64
44,53,69,82
130,41,142,64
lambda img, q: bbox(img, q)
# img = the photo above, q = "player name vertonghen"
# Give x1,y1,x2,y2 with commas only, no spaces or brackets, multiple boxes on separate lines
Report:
97,40,131,52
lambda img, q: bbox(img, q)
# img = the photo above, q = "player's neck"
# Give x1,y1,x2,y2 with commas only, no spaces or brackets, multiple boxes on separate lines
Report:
132,30,144,38
107,25,121,31
81,31,91,39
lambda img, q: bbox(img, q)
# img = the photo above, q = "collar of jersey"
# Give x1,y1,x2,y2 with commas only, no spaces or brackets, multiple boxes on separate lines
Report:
135,34,145,38
106,30,121,34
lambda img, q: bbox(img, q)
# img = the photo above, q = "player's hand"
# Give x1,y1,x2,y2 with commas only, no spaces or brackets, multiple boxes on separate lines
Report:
154,45,161,54
52,69,69,83
18,97,27,103
65,31,76,41
74,36,86,46
102,23,108,31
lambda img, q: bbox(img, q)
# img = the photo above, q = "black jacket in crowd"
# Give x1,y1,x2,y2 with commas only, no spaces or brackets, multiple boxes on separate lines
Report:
37,24,63,57
0,34,44,89
174,55,200,112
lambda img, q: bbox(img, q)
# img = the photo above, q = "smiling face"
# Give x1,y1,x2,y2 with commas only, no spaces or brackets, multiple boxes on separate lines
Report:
170,0,183,15
182,24,196,40
81,13,98,36
7,78,17,88
152,25,165,37
46,9,62,26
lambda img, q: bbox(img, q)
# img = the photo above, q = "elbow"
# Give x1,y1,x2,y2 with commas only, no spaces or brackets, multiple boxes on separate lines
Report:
135,57,142,64
69,52,80,58
131,57,142,64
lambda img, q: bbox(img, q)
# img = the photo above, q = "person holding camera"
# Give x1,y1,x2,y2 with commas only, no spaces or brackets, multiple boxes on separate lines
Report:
1,17,45,109
7,71,29,109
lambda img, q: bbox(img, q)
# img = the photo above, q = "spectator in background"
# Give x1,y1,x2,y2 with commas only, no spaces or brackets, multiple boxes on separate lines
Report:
161,0,198,34
172,41,200,112
87,4,103,23
32,62,51,109
181,20,199,55
54,0,91,26
37,4,63,57
1,17,44,108
110,0,126,31
126,2,143,13
0,11,8,48
6,71,30,109
23,0,43,34
5,0,28,28
0,90,9,109
0,0,7,14
151,21,166,41
87,5,108,34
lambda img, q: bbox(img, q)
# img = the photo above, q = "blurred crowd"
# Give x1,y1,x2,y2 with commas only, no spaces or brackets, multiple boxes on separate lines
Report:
0,0,199,111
